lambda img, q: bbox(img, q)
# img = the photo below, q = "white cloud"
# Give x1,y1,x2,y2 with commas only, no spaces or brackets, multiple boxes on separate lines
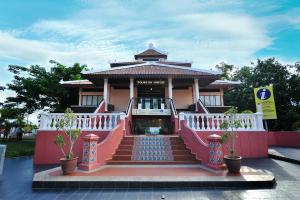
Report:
0,0,274,70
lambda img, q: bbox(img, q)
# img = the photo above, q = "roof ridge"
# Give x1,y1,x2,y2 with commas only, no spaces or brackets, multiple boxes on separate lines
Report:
82,62,220,75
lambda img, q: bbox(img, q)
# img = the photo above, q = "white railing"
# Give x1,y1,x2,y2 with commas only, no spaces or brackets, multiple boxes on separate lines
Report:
39,112,126,131
179,112,264,131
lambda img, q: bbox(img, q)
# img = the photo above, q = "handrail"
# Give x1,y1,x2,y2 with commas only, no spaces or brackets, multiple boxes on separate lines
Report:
179,112,264,131
93,99,105,113
39,112,126,131
197,99,209,113
126,98,134,116
170,99,178,116
131,97,172,110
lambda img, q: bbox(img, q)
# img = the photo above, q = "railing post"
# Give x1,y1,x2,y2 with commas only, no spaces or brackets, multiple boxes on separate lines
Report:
207,134,225,170
255,112,264,131
179,113,185,130
79,133,99,171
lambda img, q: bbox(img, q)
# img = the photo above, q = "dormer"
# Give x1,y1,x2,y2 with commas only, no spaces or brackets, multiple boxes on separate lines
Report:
134,43,168,61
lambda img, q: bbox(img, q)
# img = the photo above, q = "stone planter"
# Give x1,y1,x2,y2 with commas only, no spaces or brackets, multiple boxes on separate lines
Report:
60,157,78,175
224,155,242,173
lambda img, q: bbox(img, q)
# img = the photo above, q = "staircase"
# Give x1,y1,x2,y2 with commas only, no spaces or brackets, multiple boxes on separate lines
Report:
107,136,201,164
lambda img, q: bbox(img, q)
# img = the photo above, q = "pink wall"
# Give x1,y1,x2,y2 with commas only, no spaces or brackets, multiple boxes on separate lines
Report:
96,120,125,165
180,121,209,163
109,88,130,111
268,131,300,147
34,131,109,165
173,87,193,109
195,131,268,158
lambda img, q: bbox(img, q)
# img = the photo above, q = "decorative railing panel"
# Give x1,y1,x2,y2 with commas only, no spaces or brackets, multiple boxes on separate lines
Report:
180,112,264,131
131,97,172,116
39,113,125,131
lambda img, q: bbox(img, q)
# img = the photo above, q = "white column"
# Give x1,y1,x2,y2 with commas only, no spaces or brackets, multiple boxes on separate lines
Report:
103,78,108,111
220,88,224,106
168,77,173,99
130,78,134,99
194,78,199,103
78,87,82,106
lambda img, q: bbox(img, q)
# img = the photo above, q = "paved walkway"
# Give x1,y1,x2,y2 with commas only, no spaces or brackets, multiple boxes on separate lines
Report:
1,156,300,199
269,147,300,162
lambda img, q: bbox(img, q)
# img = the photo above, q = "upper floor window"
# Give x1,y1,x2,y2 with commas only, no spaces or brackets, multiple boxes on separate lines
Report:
81,95,103,106
142,58,159,61
200,95,221,106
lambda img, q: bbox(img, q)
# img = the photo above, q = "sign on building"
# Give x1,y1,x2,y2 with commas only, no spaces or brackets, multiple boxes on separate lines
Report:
254,86,277,119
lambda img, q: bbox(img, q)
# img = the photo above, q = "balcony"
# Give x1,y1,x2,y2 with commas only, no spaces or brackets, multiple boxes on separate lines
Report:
131,98,173,116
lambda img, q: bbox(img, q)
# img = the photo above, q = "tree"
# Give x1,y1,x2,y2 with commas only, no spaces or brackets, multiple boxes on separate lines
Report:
223,58,300,131
215,62,234,80
4,61,87,114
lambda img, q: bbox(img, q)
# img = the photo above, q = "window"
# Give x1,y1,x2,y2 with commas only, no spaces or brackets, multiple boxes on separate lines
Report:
199,95,222,106
81,95,103,106
142,58,159,61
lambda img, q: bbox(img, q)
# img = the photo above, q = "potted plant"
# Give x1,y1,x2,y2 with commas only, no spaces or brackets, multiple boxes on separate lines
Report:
220,107,242,173
54,108,81,175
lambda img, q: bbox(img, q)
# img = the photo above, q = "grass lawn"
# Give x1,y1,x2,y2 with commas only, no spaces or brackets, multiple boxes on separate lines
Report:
0,137,35,158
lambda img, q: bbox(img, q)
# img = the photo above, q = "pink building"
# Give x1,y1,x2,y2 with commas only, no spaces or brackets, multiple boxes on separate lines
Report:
35,45,270,168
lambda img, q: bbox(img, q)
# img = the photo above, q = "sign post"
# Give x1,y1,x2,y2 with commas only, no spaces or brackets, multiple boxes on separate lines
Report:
254,86,277,130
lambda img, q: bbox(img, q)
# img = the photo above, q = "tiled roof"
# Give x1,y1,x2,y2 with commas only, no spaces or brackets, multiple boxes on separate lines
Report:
207,80,241,90
60,79,93,87
135,49,166,56
83,64,219,79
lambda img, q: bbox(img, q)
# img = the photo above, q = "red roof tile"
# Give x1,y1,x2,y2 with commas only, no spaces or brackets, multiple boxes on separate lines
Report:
83,64,219,79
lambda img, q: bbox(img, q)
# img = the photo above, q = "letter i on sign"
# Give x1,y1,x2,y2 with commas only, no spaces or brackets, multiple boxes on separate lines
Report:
260,89,266,100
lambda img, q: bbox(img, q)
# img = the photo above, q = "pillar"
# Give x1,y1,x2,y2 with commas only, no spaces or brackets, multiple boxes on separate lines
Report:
78,88,82,106
194,78,199,103
220,88,224,106
130,78,134,99
207,134,225,170
79,133,99,171
168,77,173,99
103,78,108,111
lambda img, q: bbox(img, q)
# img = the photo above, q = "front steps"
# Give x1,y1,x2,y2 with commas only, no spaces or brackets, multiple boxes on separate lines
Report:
107,136,201,164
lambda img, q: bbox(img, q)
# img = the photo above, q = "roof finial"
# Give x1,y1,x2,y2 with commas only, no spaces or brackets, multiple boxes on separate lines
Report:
148,42,154,49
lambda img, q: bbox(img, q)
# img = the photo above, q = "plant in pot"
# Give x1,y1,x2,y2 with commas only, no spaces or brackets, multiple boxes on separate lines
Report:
220,107,242,173
54,108,81,175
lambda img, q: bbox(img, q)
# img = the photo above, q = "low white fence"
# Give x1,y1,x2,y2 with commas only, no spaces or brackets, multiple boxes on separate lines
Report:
180,112,264,131
39,113,126,131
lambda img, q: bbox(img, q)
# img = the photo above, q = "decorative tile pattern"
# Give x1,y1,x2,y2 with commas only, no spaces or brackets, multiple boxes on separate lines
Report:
131,136,174,161
82,140,97,164
208,140,223,165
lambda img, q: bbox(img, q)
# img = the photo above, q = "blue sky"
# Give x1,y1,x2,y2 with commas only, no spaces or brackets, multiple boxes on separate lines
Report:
0,0,300,106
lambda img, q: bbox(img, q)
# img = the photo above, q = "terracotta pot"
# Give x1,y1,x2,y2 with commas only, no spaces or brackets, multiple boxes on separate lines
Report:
224,155,242,174
60,157,78,175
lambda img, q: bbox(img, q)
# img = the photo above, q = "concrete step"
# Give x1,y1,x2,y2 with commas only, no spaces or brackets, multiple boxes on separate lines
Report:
106,160,201,165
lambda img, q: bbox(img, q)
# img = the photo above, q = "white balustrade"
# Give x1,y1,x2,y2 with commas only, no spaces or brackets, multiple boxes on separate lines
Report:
39,113,126,131
180,112,264,131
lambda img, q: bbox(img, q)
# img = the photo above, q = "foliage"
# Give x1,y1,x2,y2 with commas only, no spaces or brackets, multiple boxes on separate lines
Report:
0,107,26,140
3,61,87,114
241,110,253,114
54,108,81,160
22,123,37,133
220,107,242,157
215,62,234,80
221,58,300,131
